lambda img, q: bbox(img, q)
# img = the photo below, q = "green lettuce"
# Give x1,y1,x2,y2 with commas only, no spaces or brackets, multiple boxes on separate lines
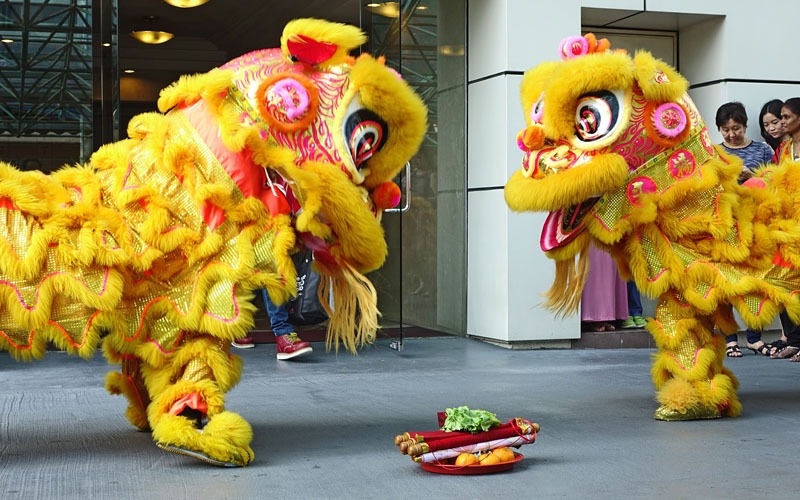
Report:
441,406,501,433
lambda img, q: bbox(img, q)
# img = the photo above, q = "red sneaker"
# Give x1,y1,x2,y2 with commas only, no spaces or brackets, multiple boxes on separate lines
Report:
276,332,312,360
231,337,254,349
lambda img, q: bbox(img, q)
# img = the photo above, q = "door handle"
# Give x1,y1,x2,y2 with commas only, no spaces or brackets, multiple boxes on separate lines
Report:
384,161,411,213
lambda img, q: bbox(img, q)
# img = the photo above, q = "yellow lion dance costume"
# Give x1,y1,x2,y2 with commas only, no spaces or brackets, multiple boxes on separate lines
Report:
505,34,800,421
0,18,426,466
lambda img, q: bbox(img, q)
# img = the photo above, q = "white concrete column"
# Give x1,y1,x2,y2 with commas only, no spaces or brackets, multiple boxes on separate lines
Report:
467,0,582,344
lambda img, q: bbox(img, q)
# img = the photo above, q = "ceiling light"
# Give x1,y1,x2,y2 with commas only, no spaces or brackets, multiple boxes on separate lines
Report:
131,30,174,44
130,16,174,45
124,69,135,74
440,45,465,56
163,0,210,7
367,2,400,18
1,38,13,43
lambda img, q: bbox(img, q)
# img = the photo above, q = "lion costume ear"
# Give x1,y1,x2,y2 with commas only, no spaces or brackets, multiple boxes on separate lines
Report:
281,18,367,68
634,51,691,147
633,51,688,102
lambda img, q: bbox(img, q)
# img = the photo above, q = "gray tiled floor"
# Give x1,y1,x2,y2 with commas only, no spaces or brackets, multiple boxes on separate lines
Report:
1,336,799,500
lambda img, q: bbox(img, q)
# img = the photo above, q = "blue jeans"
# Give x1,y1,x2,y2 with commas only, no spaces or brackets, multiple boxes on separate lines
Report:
726,330,762,345
627,281,643,317
262,289,293,336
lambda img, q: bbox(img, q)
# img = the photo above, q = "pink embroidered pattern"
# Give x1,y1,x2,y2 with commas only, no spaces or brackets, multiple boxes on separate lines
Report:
626,176,658,206
667,149,697,180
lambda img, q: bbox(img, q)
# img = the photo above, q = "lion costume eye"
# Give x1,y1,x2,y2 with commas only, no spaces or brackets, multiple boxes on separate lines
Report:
343,96,389,171
573,90,625,145
530,92,545,124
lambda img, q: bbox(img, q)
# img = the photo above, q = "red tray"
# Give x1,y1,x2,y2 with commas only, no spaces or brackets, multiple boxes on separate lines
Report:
419,452,523,475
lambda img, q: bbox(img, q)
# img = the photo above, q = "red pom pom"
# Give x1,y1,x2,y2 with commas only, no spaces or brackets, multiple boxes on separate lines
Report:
371,182,402,210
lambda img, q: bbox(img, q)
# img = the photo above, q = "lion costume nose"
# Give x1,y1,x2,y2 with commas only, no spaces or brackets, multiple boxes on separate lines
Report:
516,124,545,152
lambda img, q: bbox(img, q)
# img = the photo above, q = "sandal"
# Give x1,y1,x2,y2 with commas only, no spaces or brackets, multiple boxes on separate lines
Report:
747,342,772,356
770,345,800,359
726,343,743,358
766,339,787,356
585,322,616,332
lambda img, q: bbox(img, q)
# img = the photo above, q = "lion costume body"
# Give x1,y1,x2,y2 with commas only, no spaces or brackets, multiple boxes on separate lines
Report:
0,18,426,465
505,35,800,420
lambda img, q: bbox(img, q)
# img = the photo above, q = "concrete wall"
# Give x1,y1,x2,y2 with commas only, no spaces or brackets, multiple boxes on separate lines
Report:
467,0,580,343
466,0,799,343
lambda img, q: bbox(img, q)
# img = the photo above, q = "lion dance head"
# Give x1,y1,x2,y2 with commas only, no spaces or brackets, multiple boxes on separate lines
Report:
504,34,717,314
151,18,428,350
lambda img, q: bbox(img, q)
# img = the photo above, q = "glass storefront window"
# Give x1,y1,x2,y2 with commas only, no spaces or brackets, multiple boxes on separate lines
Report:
0,0,467,342
0,0,113,171
366,0,468,340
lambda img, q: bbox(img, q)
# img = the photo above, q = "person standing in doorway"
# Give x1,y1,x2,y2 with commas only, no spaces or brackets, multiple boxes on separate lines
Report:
621,282,646,329
232,285,314,360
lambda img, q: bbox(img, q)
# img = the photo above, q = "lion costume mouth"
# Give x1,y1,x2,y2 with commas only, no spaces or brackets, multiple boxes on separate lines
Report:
540,196,599,252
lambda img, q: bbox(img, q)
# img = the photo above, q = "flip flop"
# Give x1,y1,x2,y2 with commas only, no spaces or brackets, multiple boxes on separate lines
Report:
771,345,800,359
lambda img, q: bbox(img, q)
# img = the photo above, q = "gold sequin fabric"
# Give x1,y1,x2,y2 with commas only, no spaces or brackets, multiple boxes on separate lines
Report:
0,109,294,359
597,146,800,330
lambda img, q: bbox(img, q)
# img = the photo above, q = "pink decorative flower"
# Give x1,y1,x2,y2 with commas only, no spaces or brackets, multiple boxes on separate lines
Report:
653,103,687,138
560,36,589,60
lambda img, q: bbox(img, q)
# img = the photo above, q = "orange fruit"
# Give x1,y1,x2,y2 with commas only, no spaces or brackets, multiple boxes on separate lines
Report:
492,447,515,462
478,451,501,465
455,453,479,466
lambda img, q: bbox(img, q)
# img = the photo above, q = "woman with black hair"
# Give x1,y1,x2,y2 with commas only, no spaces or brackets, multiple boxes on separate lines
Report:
759,99,788,152
775,98,800,163
715,101,774,186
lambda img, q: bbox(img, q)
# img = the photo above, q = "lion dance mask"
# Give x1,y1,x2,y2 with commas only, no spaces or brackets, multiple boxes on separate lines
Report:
0,18,427,465
505,34,800,421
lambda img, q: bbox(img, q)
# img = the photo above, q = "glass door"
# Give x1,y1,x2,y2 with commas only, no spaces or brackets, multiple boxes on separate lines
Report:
364,0,468,349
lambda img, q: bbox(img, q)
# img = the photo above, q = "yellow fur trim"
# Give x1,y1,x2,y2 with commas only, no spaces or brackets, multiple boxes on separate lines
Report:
152,411,254,466
157,69,232,113
148,379,227,427
287,161,387,272
139,336,243,396
505,153,629,213
105,370,150,430
653,374,740,418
